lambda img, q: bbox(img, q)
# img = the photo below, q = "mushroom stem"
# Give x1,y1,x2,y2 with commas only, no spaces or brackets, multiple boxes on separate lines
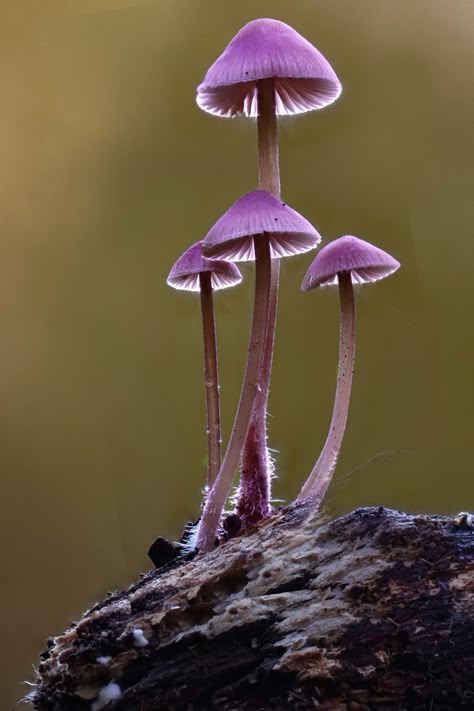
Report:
257,78,280,196
197,238,272,552
236,78,281,528
199,271,222,489
297,271,355,504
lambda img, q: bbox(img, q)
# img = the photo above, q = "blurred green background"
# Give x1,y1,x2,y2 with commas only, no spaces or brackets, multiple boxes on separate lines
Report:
1,0,473,707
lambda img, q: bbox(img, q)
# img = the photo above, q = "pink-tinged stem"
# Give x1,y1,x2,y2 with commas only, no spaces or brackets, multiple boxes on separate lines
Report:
199,272,221,489
197,238,271,552
297,271,355,504
257,78,280,196
236,78,281,529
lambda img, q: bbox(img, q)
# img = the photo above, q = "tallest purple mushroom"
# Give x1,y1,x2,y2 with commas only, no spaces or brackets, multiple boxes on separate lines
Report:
196,19,341,545
196,18,342,118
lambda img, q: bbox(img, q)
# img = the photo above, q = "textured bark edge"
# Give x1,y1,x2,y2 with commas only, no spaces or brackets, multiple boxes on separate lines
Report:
32,506,474,710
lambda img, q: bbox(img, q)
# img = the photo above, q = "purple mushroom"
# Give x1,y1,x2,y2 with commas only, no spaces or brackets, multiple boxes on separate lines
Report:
167,241,242,489
196,18,342,118
197,190,320,551
196,18,341,534
297,235,400,507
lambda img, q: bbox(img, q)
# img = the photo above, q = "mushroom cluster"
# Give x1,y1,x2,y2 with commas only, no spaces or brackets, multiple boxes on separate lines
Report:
166,19,400,553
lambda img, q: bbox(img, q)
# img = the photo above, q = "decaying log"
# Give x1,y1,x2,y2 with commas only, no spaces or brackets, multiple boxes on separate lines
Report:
33,506,474,710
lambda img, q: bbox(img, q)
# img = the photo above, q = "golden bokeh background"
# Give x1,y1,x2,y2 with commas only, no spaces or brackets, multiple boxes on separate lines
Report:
1,1,473,707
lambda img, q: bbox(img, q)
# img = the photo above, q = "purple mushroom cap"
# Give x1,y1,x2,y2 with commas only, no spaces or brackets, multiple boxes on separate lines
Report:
302,235,400,289
203,190,321,262
197,18,342,118
167,240,243,292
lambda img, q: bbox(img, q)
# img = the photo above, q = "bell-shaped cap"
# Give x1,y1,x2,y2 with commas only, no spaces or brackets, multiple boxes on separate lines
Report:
197,18,342,117
203,190,321,262
167,240,243,292
302,235,400,289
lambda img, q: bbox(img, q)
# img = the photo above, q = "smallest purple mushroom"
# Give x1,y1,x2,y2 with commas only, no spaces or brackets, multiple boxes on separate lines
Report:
167,241,242,489
298,235,400,507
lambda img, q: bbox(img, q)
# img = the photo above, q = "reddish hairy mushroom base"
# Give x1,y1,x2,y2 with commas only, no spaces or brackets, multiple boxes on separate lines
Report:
237,422,273,528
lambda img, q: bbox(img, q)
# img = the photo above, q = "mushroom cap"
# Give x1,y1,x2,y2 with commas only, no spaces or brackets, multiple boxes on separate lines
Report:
167,240,243,292
203,190,321,262
197,18,342,117
301,235,400,289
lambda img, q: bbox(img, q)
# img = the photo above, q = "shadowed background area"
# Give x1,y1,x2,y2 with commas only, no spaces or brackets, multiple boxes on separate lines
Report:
1,1,473,707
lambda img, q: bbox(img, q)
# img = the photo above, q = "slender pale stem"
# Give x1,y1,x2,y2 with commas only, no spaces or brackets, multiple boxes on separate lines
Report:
257,78,280,196
236,79,281,528
297,272,355,504
197,238,272,552
199,272,221,489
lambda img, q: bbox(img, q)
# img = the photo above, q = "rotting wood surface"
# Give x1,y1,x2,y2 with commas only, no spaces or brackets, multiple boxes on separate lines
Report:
33,506,474,710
